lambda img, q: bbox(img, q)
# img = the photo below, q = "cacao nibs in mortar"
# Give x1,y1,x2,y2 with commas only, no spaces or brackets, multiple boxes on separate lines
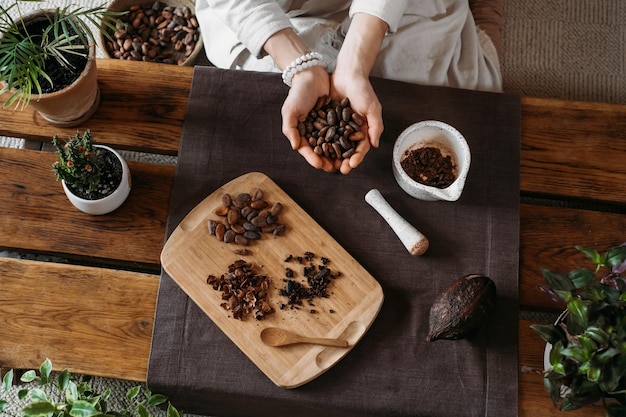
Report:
279,252,342,311
208,188,287,246
206,259,275,320
297,96,366,160
401,146,456,188
106,2,200,65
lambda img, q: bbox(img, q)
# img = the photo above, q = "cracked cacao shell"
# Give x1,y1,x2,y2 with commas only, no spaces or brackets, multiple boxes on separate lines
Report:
426,274,497,342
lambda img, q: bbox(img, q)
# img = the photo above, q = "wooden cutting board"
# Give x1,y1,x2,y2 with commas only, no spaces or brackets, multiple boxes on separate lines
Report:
161,172,384,388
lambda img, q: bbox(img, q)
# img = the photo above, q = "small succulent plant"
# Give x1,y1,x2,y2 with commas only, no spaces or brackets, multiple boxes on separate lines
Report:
52,130,103,195
531,244,626,416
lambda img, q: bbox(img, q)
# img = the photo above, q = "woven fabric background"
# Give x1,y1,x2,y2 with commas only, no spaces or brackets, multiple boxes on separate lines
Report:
502,0,626,103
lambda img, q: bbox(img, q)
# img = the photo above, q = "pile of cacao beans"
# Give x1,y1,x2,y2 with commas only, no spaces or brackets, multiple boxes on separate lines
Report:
104,1,200,65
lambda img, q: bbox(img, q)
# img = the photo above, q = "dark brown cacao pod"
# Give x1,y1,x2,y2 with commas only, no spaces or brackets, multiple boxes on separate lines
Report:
426,274,497,342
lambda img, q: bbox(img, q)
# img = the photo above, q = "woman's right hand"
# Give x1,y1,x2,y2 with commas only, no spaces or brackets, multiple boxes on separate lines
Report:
281,65,336,172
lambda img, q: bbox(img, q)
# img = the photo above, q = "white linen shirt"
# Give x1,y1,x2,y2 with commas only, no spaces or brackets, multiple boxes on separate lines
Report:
195,0,502,92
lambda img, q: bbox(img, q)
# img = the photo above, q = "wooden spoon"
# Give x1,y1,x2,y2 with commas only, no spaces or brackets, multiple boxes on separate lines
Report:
260,327,350,348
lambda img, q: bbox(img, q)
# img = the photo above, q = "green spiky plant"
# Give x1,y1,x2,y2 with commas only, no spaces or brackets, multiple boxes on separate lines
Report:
531,244,626,416
52,130,103,197
0,358,182,417
0,1,123,109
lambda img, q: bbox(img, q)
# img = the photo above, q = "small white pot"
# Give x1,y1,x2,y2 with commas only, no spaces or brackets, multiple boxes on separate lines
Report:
62,145,131,215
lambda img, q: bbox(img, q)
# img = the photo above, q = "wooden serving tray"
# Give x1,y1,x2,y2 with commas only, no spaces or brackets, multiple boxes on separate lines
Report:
161,172,384,388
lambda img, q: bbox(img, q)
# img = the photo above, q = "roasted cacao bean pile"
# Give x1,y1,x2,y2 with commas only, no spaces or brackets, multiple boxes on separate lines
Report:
298,96,366,160
401,146,456,188
208,188,286,246
280,252,341,312
104,2,199,65
206,259,275,320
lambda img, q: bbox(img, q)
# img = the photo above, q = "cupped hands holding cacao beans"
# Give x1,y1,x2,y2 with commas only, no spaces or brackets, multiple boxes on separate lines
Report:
282,63,383,175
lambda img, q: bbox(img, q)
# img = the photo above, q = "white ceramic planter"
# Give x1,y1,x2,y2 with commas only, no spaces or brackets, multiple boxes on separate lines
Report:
62,145,131,215
392,120,471,201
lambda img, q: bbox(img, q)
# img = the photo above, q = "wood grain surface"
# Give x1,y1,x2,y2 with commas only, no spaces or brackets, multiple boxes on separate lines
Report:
161,172,384,388
0,257,158,382
0,147,172,271
0,60,191,154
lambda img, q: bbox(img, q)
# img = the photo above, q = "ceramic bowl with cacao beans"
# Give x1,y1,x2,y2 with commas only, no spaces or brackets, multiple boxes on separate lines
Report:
392,120,471,201
100,0,203,66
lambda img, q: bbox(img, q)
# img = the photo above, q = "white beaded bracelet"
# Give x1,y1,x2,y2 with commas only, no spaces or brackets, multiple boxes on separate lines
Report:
281,52,328,87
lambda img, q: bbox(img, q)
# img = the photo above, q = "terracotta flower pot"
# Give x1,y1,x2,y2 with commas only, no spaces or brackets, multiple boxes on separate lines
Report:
4,9,101,126
61,145,132,215
29,42,100,126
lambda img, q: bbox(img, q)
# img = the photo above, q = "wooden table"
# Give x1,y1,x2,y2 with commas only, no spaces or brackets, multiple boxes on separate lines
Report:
2,59,626,417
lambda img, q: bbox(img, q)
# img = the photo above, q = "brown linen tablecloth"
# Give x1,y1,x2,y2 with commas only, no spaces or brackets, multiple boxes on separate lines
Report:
148,66,521,417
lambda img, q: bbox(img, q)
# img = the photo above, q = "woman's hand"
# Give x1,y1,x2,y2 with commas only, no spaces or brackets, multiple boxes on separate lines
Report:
331,12,388,174
330,73,382,174
281,66,335,172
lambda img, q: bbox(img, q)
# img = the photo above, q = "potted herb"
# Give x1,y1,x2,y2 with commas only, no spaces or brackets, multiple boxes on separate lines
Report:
531,244,626,416
52,130,131,215
0,358,182,416
0,1,122,125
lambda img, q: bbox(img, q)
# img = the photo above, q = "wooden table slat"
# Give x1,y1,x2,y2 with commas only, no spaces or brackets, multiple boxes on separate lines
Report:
0,147,172,270
0,257,158,382
0,60,192,155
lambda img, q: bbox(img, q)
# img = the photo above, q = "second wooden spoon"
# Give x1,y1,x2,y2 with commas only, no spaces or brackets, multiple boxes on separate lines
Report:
260,327,350,348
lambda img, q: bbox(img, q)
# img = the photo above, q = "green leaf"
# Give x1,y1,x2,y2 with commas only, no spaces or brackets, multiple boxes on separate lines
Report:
585,326,610,345
167,403,181,417
66,400,99,417
127,386,141,401
147,393,168,407
18,388,30,400
66,381,79,404
58,369,71,392
22,401,56,416
28,388,49,402
566,298,588,334
605,246,626,268
586,364,601,382
2,369,13,391
40,359,53,380
567,268,596,289
575,245,603,265
21,370,37,383
0,400,7,412
559,397,580,411
594,347,619,363
598,363,620,392
561,345,589,364
530,323,566,345
542,268,575,292
136,402,149,417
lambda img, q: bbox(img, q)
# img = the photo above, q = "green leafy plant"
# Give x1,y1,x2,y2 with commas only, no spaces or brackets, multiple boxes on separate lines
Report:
52,130,103,195
0,0,123,109
0,358,181,417
531,244,626,416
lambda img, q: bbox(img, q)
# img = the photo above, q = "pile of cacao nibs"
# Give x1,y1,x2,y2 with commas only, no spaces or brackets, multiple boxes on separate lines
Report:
208,188,286,246
280,252,341,313
206,259,275,320
401,146,456,188
298,96,365,160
